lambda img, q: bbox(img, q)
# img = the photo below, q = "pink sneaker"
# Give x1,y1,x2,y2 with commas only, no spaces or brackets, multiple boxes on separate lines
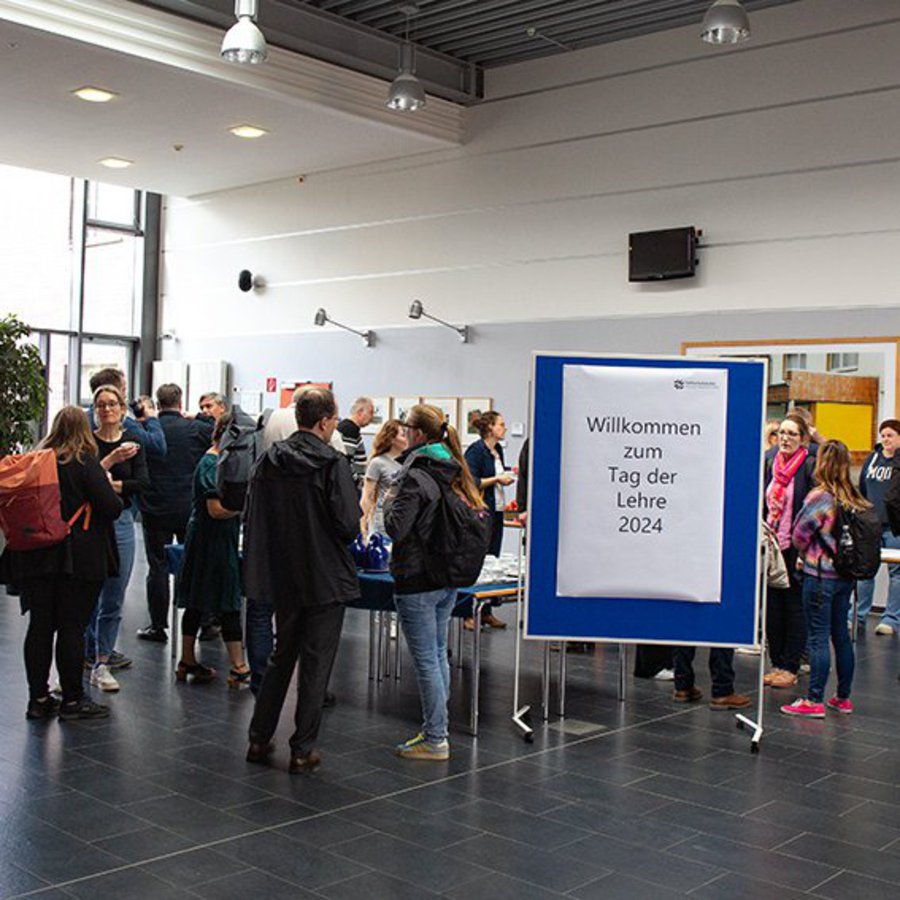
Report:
826,697,854,714
780,698,825,718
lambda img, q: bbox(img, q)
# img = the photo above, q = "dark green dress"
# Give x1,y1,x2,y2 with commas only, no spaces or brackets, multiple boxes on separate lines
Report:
175,452,241,612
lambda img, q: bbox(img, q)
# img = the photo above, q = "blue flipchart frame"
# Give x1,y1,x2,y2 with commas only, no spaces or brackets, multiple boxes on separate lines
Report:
524,352,766,647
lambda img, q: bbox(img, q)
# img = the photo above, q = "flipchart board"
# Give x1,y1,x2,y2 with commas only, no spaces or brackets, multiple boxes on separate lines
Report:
524,353,767,647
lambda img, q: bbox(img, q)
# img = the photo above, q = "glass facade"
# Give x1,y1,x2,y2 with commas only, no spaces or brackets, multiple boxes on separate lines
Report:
0,163,151,434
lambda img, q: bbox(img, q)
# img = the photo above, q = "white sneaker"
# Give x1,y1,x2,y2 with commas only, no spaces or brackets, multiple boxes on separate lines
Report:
90,664,120,692
654,668,675,681
875,623,895,636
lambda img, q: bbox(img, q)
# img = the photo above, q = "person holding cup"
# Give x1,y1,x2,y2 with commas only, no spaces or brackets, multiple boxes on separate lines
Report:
86,383,150,692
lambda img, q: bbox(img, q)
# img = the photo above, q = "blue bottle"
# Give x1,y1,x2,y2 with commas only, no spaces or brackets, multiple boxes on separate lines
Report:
366,533,390,572
351,533,367,569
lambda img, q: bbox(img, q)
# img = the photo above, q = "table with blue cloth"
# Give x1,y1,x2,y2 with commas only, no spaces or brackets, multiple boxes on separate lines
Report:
352,572,519,735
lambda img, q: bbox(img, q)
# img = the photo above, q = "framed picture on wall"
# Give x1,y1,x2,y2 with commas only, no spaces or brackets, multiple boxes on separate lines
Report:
391,396,420,423
422,397,459,432
459,397,492,440
362,396,390,434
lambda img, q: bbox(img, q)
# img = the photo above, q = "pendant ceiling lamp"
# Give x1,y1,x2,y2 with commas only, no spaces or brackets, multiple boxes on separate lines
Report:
701,0,751,45
386,4,426,112
221,0,268,64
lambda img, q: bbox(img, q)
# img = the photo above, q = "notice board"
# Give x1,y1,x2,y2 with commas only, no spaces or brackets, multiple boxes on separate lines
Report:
525,353,766,646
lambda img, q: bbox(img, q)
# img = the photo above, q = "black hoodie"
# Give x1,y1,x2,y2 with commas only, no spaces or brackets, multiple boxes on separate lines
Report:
242,430,361,608
385,445,462,594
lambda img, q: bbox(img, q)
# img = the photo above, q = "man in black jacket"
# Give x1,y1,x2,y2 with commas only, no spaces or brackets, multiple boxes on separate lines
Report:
136,383,213,642
244,388,361,772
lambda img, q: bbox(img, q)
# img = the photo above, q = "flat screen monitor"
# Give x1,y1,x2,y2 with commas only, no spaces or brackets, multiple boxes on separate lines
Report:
629,226,697,282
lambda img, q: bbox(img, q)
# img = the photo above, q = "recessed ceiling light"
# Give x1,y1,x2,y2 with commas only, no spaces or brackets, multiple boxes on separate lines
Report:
229,124,268,139
72,86,117,103
98,157,133,169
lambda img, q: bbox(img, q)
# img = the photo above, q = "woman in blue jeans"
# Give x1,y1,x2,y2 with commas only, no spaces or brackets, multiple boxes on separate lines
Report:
385,404,486,760
784,440,865,718
86,384,150,693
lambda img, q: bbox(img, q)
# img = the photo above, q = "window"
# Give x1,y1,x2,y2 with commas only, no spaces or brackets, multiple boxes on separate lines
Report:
826,352,860,373
782,353,808,380
86,181,139,229
79,340,132,405
0,165,74,330
82,227,143,336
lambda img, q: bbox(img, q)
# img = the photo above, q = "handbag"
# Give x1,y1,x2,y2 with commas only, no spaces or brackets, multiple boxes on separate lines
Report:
762,521,790,589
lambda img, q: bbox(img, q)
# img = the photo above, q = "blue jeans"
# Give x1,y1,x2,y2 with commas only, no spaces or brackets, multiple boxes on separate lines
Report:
395,587,457,743
673,646,736,698
85,506,135,662
245,596,274,696
854,527,900,627
805,575,855,703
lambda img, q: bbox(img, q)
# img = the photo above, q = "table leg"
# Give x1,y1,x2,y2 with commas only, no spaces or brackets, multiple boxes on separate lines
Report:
558,642,567,718
470,598,484,735
542,641,551,722
618,643,627,702
368,611,376,680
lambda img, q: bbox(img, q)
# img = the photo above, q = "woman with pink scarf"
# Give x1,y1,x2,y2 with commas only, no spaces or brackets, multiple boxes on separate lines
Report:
763,413,816,688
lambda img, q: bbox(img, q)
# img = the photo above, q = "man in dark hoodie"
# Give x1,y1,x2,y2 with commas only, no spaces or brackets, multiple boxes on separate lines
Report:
243,388,361,773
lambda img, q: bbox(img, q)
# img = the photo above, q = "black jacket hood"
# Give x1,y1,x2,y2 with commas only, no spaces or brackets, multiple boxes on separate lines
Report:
269,430,342,474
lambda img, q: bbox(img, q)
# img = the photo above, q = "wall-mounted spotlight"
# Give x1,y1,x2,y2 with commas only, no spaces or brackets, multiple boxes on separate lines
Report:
701,0,750,45
238,269,264,292
221,0,268,64
408,299,469,343
314,307,374,348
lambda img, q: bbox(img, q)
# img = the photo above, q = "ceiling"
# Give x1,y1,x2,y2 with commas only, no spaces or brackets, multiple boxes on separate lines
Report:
0,0,800,198
144,0,801,102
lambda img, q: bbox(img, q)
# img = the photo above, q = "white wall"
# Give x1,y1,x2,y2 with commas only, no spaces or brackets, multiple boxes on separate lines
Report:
161,1,900,377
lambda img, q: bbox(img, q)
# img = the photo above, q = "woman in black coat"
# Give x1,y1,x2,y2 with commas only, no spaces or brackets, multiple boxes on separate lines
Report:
763,412,816,689
14,406,123,721
463,411,514,629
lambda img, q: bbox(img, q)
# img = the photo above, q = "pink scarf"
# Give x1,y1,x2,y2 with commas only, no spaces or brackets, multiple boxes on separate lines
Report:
767,446,808,530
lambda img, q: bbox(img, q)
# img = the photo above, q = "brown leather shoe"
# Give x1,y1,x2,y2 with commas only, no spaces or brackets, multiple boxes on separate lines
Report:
709,693,751,710
769,670,797,689
673,687,702,703
246,741,275,764
483,613,507,629
289,749,322,774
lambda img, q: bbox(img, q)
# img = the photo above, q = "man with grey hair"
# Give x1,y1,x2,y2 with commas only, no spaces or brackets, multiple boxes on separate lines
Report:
337,396,374,489
198,392,227,422
244,388,360,772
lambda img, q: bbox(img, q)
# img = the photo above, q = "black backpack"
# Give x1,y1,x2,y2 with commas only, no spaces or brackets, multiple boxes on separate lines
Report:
216,406,271,512
426,479,493,588
830,503,882,580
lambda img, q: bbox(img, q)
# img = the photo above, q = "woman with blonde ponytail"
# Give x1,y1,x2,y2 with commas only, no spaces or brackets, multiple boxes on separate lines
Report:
384,404,485,761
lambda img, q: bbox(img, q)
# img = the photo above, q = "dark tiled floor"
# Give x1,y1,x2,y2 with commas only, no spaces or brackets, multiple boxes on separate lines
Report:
2,548,900,899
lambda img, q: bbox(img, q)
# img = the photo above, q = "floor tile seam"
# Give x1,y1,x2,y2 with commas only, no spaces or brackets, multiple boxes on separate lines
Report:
7,703,740,898
805,866,849,895
684,870,731,895
133,860,257,892
819,767,900,791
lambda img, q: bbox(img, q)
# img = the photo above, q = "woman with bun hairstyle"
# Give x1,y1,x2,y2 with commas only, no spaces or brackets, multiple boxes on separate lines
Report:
463,410,514,630
783,440,866,717
764,412,817,689
385,404,485,761
86,383,149,693
14,406,123,721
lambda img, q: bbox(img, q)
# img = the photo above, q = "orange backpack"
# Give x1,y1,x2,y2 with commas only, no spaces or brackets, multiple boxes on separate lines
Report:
0,449,90,551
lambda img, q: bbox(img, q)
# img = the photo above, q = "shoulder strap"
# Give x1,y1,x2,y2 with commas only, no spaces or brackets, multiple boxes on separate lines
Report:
67,502,92,532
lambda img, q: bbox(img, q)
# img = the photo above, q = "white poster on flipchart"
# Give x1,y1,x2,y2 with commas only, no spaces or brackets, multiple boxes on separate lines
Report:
556,364,728,603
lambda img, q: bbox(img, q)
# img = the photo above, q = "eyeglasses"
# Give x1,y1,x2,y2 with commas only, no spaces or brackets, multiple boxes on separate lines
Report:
95,401,121,410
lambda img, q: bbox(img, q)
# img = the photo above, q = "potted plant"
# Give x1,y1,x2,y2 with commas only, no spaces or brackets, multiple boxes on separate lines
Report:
0,314,46,458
